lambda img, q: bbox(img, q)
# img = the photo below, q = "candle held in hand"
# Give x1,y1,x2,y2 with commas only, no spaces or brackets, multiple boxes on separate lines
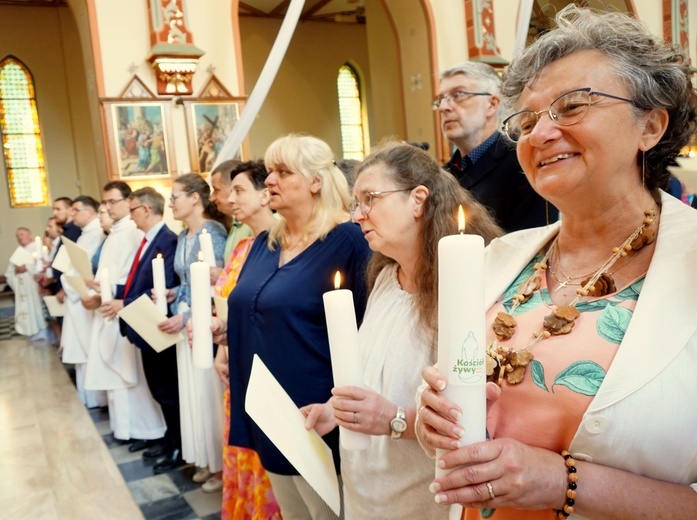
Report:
436,206,486,475
322,271,370,451
152,254,168,316
199,228,216,267
191,251,213,368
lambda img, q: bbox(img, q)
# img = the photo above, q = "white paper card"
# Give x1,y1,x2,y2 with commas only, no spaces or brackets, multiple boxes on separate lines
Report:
213,295,228,318
65,274,90,299
61,236,93,281
43,296,65,317
51,245,72,273
245,355,341,516
9,246,32,266
118,294,182,353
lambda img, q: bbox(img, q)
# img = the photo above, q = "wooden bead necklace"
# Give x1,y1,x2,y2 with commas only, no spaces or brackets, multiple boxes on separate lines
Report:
486,208,657,386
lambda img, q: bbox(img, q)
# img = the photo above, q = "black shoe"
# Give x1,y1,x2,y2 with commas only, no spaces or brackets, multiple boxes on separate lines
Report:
153,449,183,474
143,443,168,459
128,438,161,453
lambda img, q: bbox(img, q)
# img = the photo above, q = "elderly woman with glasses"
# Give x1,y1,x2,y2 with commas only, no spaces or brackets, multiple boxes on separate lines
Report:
417,5,697,519
221,134,371,519
303,142,501,519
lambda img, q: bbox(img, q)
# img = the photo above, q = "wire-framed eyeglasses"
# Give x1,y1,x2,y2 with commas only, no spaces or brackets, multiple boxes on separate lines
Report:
502,87,638,142
432,90,491,111
349,189,413,220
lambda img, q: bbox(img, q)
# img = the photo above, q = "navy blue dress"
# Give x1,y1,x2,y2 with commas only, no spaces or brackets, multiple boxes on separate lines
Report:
227,222,371,475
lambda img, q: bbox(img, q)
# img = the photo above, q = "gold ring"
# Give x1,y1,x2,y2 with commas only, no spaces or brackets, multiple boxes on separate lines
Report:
486,482,496,500
353,412,358,424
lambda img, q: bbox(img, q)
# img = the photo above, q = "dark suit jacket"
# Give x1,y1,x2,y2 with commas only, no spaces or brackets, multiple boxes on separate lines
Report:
445,132,558,233
117,224,179,350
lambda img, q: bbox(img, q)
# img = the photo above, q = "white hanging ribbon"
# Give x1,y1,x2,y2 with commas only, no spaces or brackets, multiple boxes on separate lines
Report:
213,0,306,167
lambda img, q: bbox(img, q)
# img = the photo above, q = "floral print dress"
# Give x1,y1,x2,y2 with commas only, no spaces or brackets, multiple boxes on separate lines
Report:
464,251,643,520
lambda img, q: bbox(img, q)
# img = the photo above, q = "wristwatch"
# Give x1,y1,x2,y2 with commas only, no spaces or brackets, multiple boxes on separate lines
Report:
390,406,407,439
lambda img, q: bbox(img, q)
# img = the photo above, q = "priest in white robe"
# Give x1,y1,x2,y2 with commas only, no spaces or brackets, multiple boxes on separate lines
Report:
84,181,165,442
60,196,106,408
4,227,46,338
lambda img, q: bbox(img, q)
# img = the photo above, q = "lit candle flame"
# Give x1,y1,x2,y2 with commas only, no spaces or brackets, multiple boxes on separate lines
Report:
198,251,204,262
202,228,208,235
458,205,465,234
334,271,342,289
35,236,41,243
157,253,162,259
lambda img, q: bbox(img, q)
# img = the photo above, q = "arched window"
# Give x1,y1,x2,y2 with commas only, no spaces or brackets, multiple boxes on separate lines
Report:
0,56,49,207
337,64,367,160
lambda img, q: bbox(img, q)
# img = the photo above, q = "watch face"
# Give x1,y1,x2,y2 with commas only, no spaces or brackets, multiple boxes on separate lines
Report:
391,418,407,433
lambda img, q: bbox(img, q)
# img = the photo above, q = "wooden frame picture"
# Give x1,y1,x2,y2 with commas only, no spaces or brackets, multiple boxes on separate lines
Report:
184,101,243,174
105,102,174,179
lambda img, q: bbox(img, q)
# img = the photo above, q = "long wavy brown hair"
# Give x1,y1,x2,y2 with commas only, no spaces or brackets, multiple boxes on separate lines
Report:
356,141,503,346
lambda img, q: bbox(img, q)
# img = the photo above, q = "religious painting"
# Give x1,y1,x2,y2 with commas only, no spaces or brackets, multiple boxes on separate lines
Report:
108,102,173,178
185,101,243,174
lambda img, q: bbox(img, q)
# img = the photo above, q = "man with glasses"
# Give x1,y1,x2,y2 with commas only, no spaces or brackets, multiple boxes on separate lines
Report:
435,62,555,232
83,181,166,450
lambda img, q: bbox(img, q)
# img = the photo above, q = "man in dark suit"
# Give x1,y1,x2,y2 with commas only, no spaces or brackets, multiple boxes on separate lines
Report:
105,187,182,473
436,62,557,232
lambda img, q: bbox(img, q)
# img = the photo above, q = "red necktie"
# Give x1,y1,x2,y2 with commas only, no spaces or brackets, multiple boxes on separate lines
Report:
123,237,147,298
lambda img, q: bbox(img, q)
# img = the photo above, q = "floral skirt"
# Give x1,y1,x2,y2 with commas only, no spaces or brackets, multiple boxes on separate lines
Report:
222,386,282,519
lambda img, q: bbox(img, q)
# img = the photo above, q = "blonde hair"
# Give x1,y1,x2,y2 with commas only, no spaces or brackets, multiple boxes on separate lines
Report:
264,134,350,249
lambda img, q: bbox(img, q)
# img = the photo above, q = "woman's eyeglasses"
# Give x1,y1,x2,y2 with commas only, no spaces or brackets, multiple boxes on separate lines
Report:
349,189,413,220
502,87,638,142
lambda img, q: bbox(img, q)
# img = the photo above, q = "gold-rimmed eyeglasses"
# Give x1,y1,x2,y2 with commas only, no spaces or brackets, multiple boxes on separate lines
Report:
349,189,413,221
432,90,491,111
502,87,638,142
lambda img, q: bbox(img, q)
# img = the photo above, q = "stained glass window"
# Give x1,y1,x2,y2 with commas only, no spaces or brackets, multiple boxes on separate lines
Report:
337,64,367,160
0,56,49,207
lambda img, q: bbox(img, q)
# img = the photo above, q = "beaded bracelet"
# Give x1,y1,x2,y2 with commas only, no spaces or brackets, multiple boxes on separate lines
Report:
555,450,578,519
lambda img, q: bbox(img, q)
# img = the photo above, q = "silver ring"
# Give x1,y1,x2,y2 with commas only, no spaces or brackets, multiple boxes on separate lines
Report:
353,412,358,424
486,481,496,500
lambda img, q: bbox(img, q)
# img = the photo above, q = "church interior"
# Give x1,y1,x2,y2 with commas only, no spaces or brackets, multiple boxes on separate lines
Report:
1,0,695,519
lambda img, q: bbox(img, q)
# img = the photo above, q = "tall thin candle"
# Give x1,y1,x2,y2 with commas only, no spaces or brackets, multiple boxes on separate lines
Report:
323,271,370,451
152,254,167,316
191,251,213,368
199,228,216,267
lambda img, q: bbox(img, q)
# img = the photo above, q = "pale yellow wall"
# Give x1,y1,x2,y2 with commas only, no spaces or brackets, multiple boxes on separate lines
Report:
427,0,468,72
240,17,372,159
0,5,95,267
383,0,436,147
364,0,406,145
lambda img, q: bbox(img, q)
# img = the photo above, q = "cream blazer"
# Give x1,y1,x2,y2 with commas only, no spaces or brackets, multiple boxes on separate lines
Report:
484,191,697,496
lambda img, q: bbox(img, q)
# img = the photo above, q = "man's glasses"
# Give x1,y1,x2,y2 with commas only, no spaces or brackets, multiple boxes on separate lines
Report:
129,205,144,214
349,189,413,220
502,87,638,142
103,198,125,206
432,90,491,111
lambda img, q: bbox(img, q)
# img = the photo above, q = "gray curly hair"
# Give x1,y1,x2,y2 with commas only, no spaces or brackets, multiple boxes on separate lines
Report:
501,4,697,193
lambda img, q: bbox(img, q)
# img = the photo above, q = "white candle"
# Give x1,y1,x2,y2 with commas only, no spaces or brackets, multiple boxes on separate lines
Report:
199,228,216,267
32,251,43,272
100,267,113,321
152,254,168,316
191,252,213,368
323,271,370,451
436,206,486,477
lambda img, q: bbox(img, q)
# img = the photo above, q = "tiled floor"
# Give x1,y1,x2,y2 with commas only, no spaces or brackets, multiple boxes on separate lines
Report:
0,334,223,520
86,385,223,520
